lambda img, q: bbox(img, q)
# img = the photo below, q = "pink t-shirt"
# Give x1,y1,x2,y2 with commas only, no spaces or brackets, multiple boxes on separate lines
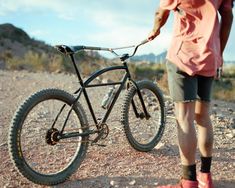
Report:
160,0,233,76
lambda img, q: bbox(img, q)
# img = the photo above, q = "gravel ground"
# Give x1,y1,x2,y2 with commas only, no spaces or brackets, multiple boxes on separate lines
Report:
0,70,234,188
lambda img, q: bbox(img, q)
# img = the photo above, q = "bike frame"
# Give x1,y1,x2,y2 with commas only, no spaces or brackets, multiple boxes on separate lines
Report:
72,54,131,127
55,41,150,141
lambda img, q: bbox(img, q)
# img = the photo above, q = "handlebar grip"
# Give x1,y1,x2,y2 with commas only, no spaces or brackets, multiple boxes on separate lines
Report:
139,39,149,45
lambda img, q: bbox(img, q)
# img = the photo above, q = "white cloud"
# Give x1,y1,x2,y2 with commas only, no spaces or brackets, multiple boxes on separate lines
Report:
0,0,155,22
0,0,80,19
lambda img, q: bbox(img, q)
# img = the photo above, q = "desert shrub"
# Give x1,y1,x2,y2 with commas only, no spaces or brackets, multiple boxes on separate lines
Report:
5,51,65,72
134,63,166,81
223,66,235,78
213,79,235,101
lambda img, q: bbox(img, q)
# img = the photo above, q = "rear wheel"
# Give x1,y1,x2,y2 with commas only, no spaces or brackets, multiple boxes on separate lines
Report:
121,80,165,152
8,89,89,185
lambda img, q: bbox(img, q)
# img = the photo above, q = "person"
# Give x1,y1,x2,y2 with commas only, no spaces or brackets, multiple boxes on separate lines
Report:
148,0,233,188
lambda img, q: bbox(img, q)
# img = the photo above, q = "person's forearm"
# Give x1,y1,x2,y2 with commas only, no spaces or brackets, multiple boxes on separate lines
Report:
220,10,233,55
152,7,170,34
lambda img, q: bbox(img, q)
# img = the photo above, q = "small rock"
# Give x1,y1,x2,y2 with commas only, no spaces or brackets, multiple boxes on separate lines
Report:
154,182,159,186
110,180,117,186
129,180,136,185
228,108,234,114
3,183,10,188
226,133,234,139
216,115,226,123
0,142,7,147
229,118,235,129
155,142,165,149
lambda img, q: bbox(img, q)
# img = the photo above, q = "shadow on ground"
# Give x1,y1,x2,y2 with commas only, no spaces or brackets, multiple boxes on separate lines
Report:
54,176,235,188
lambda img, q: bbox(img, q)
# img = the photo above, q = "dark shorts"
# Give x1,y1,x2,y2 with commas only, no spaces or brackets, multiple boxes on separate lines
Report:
166,61,214,102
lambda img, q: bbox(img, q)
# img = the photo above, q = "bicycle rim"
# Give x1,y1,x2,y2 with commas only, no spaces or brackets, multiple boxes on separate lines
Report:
122,81,165,151
9,89,88,185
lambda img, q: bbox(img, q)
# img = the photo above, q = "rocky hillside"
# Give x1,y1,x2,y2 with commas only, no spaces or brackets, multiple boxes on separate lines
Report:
0,23,53,58
0,23,105,72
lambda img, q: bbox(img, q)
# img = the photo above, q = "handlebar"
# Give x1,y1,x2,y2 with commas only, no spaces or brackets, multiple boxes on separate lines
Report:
55,39,149,61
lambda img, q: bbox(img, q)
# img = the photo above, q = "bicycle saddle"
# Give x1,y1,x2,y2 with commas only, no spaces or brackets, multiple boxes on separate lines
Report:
54,45,85,55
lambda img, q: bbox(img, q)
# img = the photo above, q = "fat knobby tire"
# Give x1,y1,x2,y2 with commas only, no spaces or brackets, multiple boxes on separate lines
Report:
8,88,88,185
121,80,165,152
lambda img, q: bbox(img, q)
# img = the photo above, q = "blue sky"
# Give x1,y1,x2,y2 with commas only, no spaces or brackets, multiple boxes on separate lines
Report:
0,0,234,60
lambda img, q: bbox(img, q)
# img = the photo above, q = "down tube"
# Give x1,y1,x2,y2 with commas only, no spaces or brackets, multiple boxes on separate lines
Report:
82,65,129,125
101,73,129,123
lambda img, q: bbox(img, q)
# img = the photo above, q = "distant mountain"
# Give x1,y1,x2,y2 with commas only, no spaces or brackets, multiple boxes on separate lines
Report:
131,51,167,63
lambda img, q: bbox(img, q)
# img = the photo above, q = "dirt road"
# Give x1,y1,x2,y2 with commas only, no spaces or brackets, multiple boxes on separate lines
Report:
0,70,234,187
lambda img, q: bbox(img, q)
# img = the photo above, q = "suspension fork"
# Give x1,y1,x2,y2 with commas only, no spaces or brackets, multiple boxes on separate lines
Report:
128,80,150,119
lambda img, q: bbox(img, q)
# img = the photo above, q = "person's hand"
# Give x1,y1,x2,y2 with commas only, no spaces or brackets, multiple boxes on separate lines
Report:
148,30,160,41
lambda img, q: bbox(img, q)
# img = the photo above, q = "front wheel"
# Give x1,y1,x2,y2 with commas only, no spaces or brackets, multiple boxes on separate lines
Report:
121,80,165,152
8,88,89,185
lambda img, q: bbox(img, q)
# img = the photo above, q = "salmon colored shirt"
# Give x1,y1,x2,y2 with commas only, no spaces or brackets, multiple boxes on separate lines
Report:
160,0,233,76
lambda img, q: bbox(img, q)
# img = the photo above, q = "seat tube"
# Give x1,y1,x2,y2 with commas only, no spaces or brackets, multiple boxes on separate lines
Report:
70,54,83,84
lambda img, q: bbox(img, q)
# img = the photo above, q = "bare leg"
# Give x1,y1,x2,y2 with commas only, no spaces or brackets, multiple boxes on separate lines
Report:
195,101,213,157
174,102,197,165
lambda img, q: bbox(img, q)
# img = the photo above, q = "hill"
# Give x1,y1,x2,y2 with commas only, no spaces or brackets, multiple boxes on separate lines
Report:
0,23,105,72
0,23,53,58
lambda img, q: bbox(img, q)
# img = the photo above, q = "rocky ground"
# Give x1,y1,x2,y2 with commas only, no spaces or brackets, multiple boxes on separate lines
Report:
0,70,234,188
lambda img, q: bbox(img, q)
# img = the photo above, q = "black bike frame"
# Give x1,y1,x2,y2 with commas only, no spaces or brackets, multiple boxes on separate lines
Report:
72,54,131,127
57,54,130,138
56,41,150,140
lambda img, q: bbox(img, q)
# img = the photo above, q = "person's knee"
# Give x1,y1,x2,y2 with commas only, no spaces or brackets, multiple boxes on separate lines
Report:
195,113,211,126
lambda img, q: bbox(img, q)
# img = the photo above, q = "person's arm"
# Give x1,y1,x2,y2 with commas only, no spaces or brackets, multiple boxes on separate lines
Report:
219,7,233,55
148,7,170,41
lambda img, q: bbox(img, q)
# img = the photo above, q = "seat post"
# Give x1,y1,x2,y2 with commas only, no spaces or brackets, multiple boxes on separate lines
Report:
69,54,84,85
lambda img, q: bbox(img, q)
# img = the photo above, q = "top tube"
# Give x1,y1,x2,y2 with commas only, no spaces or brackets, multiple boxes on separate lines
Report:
55,39,149,60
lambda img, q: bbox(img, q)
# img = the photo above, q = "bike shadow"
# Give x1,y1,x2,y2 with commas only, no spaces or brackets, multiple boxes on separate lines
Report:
54,176,177,188
54,176,235,188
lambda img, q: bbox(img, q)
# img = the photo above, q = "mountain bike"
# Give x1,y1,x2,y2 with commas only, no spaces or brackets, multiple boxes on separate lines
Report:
8,39,165,185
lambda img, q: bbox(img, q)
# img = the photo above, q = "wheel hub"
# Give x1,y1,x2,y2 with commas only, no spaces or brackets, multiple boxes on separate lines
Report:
46,128,60,145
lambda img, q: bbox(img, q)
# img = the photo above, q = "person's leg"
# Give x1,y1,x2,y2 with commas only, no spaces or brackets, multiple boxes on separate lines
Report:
175,102,197,166
158,102,198,188
175,102,197,181
196,102,214,188
195,101,213,159
158,61,198,188
166,61,198,168
196,76,214,188
196,76,214,159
